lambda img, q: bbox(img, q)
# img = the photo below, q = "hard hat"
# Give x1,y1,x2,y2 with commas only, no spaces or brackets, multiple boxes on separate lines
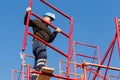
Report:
44,12,55,20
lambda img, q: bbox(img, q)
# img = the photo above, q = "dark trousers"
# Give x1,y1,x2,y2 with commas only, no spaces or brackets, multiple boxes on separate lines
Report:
31,40,47,80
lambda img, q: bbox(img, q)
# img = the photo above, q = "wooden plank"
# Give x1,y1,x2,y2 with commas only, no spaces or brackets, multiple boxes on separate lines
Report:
36,67,54,80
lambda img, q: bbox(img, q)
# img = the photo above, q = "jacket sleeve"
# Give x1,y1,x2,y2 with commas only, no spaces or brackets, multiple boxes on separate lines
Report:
24,12,34,26
48,31,58,43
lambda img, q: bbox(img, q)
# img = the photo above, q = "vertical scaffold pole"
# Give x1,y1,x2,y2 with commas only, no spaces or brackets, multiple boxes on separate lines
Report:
115,17,120,56
67,18,73,77
12,70,14,80
83,60,87,80
40,0,73,78
22,0,32,51
92,33,117,80
73,41,77,78
27,64,30,80
103,42,114,79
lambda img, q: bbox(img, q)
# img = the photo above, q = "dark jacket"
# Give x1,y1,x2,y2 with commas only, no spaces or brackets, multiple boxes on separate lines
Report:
24,12,58,43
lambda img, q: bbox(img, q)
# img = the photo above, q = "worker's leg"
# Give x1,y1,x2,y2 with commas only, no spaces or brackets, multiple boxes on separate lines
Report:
31,40,47,80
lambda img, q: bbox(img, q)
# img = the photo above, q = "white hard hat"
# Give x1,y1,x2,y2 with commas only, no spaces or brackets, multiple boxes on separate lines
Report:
44,12,55,20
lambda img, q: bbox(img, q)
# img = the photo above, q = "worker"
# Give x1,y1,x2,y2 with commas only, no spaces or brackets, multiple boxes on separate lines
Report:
24,7,61,80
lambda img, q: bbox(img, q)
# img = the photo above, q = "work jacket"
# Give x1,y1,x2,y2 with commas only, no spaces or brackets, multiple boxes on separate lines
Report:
24,12,58,43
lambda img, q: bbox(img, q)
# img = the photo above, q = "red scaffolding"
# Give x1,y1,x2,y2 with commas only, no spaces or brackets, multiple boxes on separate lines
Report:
12,0,120,80
22,0,73,78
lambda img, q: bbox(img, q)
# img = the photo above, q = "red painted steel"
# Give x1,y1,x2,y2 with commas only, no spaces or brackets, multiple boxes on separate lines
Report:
31,70,79,80
27,64,30,80
37,1,74,77
67,18,73,77
40,0,71,20
115,17,120,56
92,33,117,79
87,68,108,80
83,60,87,80
76,54,98,60
31,12,69,38
12,70,14,80
22,0,32,51
103,42,114,79
14,0,120,79
21,0,74,79
73,41,101,80
12,69,26,80
28,32,68,58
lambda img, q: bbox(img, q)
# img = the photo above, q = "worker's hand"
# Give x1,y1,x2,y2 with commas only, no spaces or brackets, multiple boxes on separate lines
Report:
26,7,32,12
55,28,61,33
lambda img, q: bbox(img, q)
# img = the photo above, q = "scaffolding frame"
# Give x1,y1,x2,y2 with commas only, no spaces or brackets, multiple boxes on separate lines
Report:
12,0,120,80
73,42,101,79
92,17,120,80
21,0,74,79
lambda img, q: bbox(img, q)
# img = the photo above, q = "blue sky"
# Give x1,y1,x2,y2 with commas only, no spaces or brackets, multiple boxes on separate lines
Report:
1,0,120,80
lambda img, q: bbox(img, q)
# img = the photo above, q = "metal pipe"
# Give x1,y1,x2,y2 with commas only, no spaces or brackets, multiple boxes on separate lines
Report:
115,17,120,56
104,42,114,79
12,70,14,80
40,0,75,79
22,0,32,51
22,64,25,80
40,0,71,20
75,42,98,48
27,64,30,80
58,60,62,80
28,32,68,58
92,34,117,79
73,44,77,78
76,53,98,60
31,12,69,38
87,68,108,80
12,70,26,80
83,60,87,80
74,41,101,80
23,54,35,58
86,62,120,71
66,18,73,77
31,70,78,80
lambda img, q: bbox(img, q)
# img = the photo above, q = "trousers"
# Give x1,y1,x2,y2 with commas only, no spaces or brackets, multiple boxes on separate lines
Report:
31,40,47,80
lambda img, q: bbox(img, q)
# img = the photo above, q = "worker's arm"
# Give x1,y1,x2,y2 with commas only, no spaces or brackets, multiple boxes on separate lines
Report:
24,7,34,26
48,28,61,43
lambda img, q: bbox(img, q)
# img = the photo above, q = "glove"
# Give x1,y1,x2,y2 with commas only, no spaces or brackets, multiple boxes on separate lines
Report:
26,7,32,12
55,28,61,33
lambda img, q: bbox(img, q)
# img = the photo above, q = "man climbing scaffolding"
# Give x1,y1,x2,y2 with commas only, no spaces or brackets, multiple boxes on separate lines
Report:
24,7,61,80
